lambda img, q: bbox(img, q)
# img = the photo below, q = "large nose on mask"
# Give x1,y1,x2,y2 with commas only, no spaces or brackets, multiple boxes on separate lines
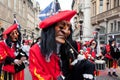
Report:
62,29,70,38
12,33,19,40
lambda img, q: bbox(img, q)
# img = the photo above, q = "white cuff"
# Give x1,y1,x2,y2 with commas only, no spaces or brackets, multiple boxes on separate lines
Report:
83,74,94,79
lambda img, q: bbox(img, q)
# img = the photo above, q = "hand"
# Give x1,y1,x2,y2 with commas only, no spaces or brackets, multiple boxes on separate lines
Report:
21,57,27,62
57,75,65,80
77,54,85,61
87,54,91,57
14,59,22,66
112,43,115,47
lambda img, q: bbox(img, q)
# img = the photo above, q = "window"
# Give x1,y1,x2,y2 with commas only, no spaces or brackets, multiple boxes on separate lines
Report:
114,20,116,32
107,0,110,10
0,0,4,3
14,0,17,11
23,4,26,18
19,0,22,14
99,0,103,13
110,23,113,32
93,2,97,16
114,0,119,7
118,21,120,31
99,26,105,33
8,0,11,8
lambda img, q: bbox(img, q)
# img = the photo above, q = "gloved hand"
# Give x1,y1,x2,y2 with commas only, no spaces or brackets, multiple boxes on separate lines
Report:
77,54,85,61
57,75,65,80
71,54,85,66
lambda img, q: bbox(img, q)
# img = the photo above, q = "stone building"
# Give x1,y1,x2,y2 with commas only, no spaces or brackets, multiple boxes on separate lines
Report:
72,0,120,44
72,0,93,41
91,0,120,44
0,0,40,40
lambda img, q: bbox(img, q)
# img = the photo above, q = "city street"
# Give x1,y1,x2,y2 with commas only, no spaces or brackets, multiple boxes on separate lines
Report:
24,66,120,80
24,66,32,80
95,67,120,80
0,0,120,80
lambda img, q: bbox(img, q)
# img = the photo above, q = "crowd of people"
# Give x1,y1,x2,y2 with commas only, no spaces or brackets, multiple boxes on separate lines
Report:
0,10,120,80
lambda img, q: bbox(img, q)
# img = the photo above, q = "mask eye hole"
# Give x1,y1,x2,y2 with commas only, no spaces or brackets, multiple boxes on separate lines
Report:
59,25,64,30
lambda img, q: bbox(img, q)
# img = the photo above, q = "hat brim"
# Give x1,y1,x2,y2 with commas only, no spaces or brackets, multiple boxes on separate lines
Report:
3,24,18,35
39,10,76,29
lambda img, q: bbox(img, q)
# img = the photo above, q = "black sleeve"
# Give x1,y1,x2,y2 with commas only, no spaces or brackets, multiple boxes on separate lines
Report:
60,41,78,80
101,46,107,56
14,63,25,73
16,49,28,60
57,75,64,80
4,56,14,65
110,46,120,59
60,44,73,80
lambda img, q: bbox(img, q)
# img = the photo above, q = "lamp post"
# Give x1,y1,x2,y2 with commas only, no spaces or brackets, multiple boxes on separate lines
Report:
31,32,34,39
79,19,83,41
95,27,101,56
23,29,26,40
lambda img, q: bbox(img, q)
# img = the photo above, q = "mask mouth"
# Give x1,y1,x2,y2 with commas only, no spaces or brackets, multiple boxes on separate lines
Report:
56,36,65,39
55,36,66,44
12,38,18,42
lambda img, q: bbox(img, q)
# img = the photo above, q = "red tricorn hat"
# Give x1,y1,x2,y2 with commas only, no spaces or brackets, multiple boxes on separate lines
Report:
39,10,76,29
3,24,18,35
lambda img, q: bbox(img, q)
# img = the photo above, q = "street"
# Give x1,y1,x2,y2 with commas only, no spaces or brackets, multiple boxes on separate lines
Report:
24,66,120,80
24,67,32,80
95,67,120,80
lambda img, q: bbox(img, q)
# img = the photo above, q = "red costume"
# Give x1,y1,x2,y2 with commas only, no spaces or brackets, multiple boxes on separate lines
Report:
0,41,24,80
85,47,96,61
105,38,119,77
29,10,77,80
0,24,25,80
105,44,118,68
29,44,61,80
84,39,97,62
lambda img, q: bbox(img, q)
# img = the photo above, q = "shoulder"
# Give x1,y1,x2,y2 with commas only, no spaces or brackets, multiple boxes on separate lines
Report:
0,40,5,46
30,43,40,51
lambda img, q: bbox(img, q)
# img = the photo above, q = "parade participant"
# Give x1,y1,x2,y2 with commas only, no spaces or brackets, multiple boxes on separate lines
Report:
0,24,28,80
22,40,31,56
60,38,95,80
105,38,119,77
30,37,41,47
29,10,95,80
29,10,76,80
83,39,100,77
85,39,97,62
83,41,90,52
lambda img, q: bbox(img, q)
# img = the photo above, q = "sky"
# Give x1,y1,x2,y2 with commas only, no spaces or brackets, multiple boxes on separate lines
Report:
36,0,73,10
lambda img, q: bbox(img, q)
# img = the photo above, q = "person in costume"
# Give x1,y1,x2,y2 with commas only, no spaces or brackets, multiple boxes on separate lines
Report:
0,24,28,80
105,38,120,77
84,39,97,62
60,39,95,80
29,10,95,80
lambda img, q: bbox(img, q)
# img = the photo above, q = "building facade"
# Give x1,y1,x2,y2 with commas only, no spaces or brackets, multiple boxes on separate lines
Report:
0,0,40,40
72,0,94,42
91,0,120,44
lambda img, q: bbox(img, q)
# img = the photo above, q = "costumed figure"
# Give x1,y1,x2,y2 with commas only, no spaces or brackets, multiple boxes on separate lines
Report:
105,38,120,77
60,39,95,80
29,10,95,80
0,24,28,80
29,10,76,80
82,41,90,52
84,39,97,62
84,39,100,77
